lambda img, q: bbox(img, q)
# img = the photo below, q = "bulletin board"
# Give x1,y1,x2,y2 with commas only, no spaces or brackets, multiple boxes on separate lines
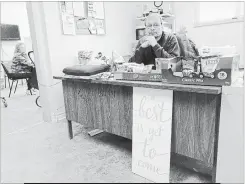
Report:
59,1,106,35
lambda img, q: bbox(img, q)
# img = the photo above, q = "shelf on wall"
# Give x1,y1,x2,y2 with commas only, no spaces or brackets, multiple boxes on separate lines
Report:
136,21,169,30
136,14,175,20
136,26,145,29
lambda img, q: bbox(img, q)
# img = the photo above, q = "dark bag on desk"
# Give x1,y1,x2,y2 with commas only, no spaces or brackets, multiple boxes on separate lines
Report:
63,64,110,76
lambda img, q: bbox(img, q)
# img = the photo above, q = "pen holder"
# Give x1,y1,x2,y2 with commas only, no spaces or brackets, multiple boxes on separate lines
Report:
78,50,93,65
78,58,90,65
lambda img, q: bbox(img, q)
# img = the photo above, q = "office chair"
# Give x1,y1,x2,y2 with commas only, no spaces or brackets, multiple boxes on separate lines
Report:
27,51,41,107
1,61,32,98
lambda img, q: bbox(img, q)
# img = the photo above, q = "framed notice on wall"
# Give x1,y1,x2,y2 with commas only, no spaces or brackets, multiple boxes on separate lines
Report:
59,1,106,35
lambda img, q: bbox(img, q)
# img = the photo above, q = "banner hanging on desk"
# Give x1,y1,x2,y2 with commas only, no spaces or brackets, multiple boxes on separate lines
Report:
132,87,173,183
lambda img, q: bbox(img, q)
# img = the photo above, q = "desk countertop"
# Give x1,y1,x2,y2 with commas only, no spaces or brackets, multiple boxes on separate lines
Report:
54,74,222,94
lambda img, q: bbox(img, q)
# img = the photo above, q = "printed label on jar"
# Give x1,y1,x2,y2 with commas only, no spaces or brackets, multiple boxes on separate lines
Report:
217,71,227,80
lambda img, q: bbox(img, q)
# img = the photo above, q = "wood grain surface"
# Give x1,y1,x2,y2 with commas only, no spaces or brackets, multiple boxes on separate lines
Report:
62,80,221,176
55,75,222,94
172,91,220,168
62,80,133,139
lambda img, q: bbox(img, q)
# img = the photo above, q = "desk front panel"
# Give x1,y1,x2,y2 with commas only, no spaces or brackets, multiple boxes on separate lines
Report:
63,80,133,139
172,91,221,168
62,80,220,174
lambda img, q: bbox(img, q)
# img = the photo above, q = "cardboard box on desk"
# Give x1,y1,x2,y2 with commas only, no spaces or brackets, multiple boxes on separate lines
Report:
113,71,162,82
160,55,240,86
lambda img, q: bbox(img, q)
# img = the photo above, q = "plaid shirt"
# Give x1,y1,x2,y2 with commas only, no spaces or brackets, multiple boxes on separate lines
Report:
11,53,33,73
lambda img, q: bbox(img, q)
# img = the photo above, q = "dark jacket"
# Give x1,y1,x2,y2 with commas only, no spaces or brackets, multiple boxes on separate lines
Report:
175,33,199,58
129,32,180,68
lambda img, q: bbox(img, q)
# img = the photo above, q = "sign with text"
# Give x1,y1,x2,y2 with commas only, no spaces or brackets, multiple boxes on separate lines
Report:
132,87,173,183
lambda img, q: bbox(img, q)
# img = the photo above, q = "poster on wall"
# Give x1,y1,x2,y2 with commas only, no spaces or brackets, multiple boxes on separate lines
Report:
64,2,74,15
132,87,173,183
60,1,75,35
94,19,105,35
60,1,106,35
86,1,106,35
93,2,105,19
61,13,76,35
75,17,91,34
73,2,85,17
88,2,95,18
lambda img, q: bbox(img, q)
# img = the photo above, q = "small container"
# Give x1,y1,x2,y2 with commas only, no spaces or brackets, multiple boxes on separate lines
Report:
155,57,178,72
78,58,90,65
78,50,93,65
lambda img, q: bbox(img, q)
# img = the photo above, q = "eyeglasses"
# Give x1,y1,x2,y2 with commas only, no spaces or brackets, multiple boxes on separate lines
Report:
145,24,161,29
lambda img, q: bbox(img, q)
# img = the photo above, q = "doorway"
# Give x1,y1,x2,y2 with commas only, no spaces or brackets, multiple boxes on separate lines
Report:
1,2,53,123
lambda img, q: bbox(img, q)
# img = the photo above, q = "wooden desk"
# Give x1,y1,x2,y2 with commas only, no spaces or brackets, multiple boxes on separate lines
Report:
54,75,223,181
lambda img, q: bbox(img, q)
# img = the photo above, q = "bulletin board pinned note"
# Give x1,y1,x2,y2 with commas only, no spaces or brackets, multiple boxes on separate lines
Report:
86,1,106,35
75,17,91,35
73,2,85,17
60,1,106,35
93,2,105,19
60,1,75,35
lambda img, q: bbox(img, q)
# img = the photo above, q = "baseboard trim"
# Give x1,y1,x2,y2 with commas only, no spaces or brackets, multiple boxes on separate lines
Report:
51,112,66,123
171,152,213,177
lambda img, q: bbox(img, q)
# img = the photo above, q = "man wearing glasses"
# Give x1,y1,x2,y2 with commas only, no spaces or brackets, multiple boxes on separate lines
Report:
129,13,180,69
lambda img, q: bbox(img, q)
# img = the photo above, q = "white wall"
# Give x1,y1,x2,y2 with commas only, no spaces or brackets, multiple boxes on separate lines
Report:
1,2,32,61
42,1,174,117
41,2,146,116
44,1,245,117
173,2,244,67
42,1,174,76
43,2,138,76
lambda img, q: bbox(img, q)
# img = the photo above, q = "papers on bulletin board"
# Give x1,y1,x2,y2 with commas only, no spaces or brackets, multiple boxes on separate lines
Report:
74,17,105,35
87,1,105,19
94,2,104,19
61,12,76,35
88,2,95,17
73,2,85,17
60,1,66,13
75,17,91,35
60,1,105,35
60,1,75,35
65,2,74,15
95,19,105,35
89,19,97,34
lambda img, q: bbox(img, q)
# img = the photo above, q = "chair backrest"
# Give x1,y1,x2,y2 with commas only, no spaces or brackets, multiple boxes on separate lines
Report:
1,62,11,76
28,51,35,65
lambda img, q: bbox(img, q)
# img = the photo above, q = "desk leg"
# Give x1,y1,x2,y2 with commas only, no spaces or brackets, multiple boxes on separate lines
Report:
67,120,73,139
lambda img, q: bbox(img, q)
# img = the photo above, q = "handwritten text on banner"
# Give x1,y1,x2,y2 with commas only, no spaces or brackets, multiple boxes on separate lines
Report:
132,87,173,183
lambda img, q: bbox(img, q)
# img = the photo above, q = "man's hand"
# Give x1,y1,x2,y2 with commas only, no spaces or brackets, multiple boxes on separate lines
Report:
139,36,157,48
